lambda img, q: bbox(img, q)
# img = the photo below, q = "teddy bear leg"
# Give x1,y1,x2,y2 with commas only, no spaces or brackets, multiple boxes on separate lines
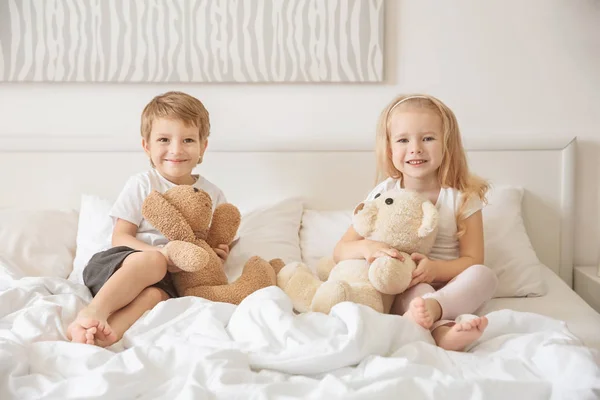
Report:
184,256,276,305
310,280,352,314
165,241,210,272
277,262,322,313
349,283,385,313
268,258,285,275
316,257,337,281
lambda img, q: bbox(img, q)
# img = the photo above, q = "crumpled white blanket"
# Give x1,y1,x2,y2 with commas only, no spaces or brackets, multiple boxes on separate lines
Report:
1,258,599,400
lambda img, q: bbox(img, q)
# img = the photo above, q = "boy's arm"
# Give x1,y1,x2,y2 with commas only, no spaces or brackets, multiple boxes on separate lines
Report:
112,218,161,251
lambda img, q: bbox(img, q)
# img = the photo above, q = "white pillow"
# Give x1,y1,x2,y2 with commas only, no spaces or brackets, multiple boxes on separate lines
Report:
300,209,352,271
299,186,546,298
483,186,545,297
224,198,304,282
69,195,113,284
0,208,79,278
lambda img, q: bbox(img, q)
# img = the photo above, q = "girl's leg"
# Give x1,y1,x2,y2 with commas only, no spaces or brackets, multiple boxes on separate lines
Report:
425,264,498,328
67,251,168,344
427,265,498,351
391,283,442,329
432,315,489,352
93,287,170,347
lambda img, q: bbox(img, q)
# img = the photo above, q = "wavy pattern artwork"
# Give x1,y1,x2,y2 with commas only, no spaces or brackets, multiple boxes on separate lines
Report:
0,0,384,83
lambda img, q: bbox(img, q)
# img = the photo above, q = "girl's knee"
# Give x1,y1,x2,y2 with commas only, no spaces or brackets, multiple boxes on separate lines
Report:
468,264,498,292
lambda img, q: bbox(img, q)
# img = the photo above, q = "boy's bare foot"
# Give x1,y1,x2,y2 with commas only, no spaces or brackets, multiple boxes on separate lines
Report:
403,297,435,329
67,307,117,346
434,316,488,351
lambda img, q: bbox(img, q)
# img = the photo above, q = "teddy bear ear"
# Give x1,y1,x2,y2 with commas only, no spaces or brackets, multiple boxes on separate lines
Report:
353,201,378,237
417,201,439,237
353,202,365,215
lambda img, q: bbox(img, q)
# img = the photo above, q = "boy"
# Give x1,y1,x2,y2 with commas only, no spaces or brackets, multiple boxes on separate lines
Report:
67,91,231,347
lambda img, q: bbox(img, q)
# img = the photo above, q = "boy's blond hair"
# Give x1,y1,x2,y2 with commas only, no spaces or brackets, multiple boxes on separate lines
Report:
141,91,210,142
375,93,489,237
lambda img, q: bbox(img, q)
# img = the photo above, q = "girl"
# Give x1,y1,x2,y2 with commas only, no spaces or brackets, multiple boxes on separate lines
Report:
333,94,498,352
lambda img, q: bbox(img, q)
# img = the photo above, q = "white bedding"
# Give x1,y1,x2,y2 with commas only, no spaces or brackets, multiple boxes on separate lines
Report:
479,266,600,350
1,258,600,399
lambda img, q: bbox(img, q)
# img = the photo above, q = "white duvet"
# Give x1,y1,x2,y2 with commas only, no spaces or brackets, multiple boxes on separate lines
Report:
1,259,599,400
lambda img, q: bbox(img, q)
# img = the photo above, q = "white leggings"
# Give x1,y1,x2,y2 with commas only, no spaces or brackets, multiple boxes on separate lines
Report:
392,264,498,330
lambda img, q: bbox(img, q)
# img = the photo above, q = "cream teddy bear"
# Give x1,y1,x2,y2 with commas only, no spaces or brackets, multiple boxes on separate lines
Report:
277,189,439,314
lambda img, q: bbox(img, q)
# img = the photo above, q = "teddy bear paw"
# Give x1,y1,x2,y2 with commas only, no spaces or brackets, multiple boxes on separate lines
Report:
277,261,312,289
165,241,210,272
369,254,414,295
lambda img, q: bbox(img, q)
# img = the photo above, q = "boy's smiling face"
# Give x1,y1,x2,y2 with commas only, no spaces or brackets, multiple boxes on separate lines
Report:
142,118,207,185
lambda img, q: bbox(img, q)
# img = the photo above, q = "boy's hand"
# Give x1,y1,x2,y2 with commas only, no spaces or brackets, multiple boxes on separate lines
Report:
408,253,436,288
362,239,404,264
213,244,230,263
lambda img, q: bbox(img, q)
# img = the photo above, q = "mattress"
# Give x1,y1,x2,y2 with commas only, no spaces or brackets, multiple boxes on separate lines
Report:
479,265,600,349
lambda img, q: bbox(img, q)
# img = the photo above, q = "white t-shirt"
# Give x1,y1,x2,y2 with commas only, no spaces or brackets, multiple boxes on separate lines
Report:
366,177,483,261
110,169,227,247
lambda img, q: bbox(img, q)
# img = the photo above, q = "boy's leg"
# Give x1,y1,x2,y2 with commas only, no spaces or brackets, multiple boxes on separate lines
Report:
94,287,170,347
68,251,168,344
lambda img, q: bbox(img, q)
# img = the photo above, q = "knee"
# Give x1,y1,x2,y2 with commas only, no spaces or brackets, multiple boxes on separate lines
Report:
468,264,498,293
141,251,168,280
139,287,169,304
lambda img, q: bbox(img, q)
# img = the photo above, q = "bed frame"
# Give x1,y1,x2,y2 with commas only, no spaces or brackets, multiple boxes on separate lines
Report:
0,134,576,286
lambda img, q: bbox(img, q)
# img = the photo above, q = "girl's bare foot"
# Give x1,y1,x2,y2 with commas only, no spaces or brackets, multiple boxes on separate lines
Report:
67,307,117,346
403,297,436,329
434,316,488,351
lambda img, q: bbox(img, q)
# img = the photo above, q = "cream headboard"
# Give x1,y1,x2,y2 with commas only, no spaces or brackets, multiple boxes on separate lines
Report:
0,135,576,286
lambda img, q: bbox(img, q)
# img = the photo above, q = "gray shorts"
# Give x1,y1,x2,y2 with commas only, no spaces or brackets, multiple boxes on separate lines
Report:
82,246,178,299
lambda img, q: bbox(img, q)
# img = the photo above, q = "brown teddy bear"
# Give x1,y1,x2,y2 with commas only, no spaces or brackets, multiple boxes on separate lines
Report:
142,185,284,304
278,189,438,314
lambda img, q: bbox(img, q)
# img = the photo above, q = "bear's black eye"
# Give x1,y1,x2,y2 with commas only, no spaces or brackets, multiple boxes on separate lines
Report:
193,188,199,193
385,198,393,205
374,193,381,199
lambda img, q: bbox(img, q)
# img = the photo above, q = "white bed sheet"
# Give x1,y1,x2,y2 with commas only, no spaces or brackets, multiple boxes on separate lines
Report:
478,266,600,350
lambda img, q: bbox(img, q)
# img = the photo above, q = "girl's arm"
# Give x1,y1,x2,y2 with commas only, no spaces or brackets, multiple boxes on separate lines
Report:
430,210,484,282
333,225,404,263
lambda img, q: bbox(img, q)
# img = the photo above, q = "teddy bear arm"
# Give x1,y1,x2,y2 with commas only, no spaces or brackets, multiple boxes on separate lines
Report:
142,191,196,242
206,203,241,248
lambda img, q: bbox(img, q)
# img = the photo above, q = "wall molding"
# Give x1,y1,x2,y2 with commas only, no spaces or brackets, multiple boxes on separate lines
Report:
0,134,577,153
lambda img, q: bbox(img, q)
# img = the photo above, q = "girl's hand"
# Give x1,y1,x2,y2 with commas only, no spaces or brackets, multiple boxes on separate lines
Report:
213,244,230,263
363,240,404,264
408,253,437,287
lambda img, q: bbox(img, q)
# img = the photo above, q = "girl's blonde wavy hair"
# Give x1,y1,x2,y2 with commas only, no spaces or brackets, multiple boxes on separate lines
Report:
375,94,488,237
